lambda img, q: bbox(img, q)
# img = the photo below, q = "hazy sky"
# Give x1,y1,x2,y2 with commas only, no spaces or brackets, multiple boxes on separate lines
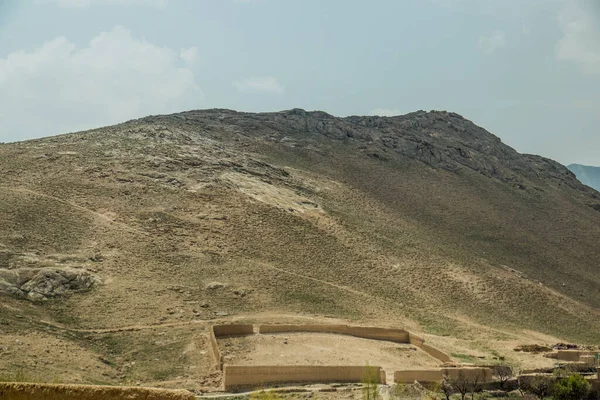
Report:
0,0,599,166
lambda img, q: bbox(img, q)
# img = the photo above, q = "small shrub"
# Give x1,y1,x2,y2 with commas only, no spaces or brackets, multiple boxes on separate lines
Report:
362,364,380,400
250,389,282,400
553,373,590,400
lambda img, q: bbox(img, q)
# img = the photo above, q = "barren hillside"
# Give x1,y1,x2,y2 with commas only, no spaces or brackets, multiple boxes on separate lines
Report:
1,109,599,389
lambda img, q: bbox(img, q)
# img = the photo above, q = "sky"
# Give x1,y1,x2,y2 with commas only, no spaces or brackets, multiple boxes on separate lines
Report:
0,0,599,166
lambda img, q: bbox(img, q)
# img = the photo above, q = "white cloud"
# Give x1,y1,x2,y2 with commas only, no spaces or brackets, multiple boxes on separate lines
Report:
179,47,198,65
50,0,167,7
556,0,600,74
368,108,402,117
0,26,202,139
233,76,284,94
477,30,506,54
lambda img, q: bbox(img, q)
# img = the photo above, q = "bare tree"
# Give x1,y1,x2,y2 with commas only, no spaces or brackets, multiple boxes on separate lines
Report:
492,364,514,390
516,375,526,398
440,374,454,400
529,375,553,400
517,374,553,400
450,371,470,400
469,372,484,400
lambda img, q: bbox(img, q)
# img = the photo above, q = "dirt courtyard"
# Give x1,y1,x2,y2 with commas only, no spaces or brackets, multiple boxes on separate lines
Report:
219,332,441,379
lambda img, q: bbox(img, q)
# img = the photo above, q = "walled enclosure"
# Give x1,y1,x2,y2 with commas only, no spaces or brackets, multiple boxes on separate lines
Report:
258,324,452,364
0,382,195,400
211,323,460,389
555,350,599,362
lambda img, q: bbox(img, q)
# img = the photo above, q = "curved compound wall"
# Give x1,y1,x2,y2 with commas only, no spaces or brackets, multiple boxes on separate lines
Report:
408,334,453,363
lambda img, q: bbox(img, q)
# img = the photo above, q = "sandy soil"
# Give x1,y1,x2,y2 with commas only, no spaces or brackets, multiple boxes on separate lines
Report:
219,332,441,380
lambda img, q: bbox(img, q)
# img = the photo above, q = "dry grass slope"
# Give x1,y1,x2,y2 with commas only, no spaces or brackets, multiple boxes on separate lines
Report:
0,108,599,390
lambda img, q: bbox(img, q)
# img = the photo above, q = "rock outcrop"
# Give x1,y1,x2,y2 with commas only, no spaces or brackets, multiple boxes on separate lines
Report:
130,109,594,195
0,267,100,301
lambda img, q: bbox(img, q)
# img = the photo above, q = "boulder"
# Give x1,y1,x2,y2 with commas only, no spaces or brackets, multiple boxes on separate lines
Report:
0,267,101,301
205,281,226,290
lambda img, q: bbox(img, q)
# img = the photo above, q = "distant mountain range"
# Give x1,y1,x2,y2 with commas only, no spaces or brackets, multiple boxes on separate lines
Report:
568,164,600,192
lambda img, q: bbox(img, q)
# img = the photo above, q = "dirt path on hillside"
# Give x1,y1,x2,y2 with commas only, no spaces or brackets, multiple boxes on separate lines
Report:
261,264,380,300
36,312,341,334
39,319,207,334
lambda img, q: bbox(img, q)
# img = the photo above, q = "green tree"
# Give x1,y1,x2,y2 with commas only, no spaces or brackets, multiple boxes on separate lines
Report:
553,373,590,400
362,364,380,400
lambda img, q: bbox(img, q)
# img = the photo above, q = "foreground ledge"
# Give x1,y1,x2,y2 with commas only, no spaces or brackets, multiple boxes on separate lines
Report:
0,382,196,400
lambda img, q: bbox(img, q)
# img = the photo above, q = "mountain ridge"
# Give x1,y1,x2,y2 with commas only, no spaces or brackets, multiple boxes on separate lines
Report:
129,108,588,189
568,163,600,192
1,108,599,388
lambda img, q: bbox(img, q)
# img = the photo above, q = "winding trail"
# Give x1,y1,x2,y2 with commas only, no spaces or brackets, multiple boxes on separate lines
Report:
261,263,376,299
38,319,209,334
37,312,330,335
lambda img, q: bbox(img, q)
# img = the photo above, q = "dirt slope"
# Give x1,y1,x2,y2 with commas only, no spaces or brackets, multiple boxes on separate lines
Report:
0,108,599,389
